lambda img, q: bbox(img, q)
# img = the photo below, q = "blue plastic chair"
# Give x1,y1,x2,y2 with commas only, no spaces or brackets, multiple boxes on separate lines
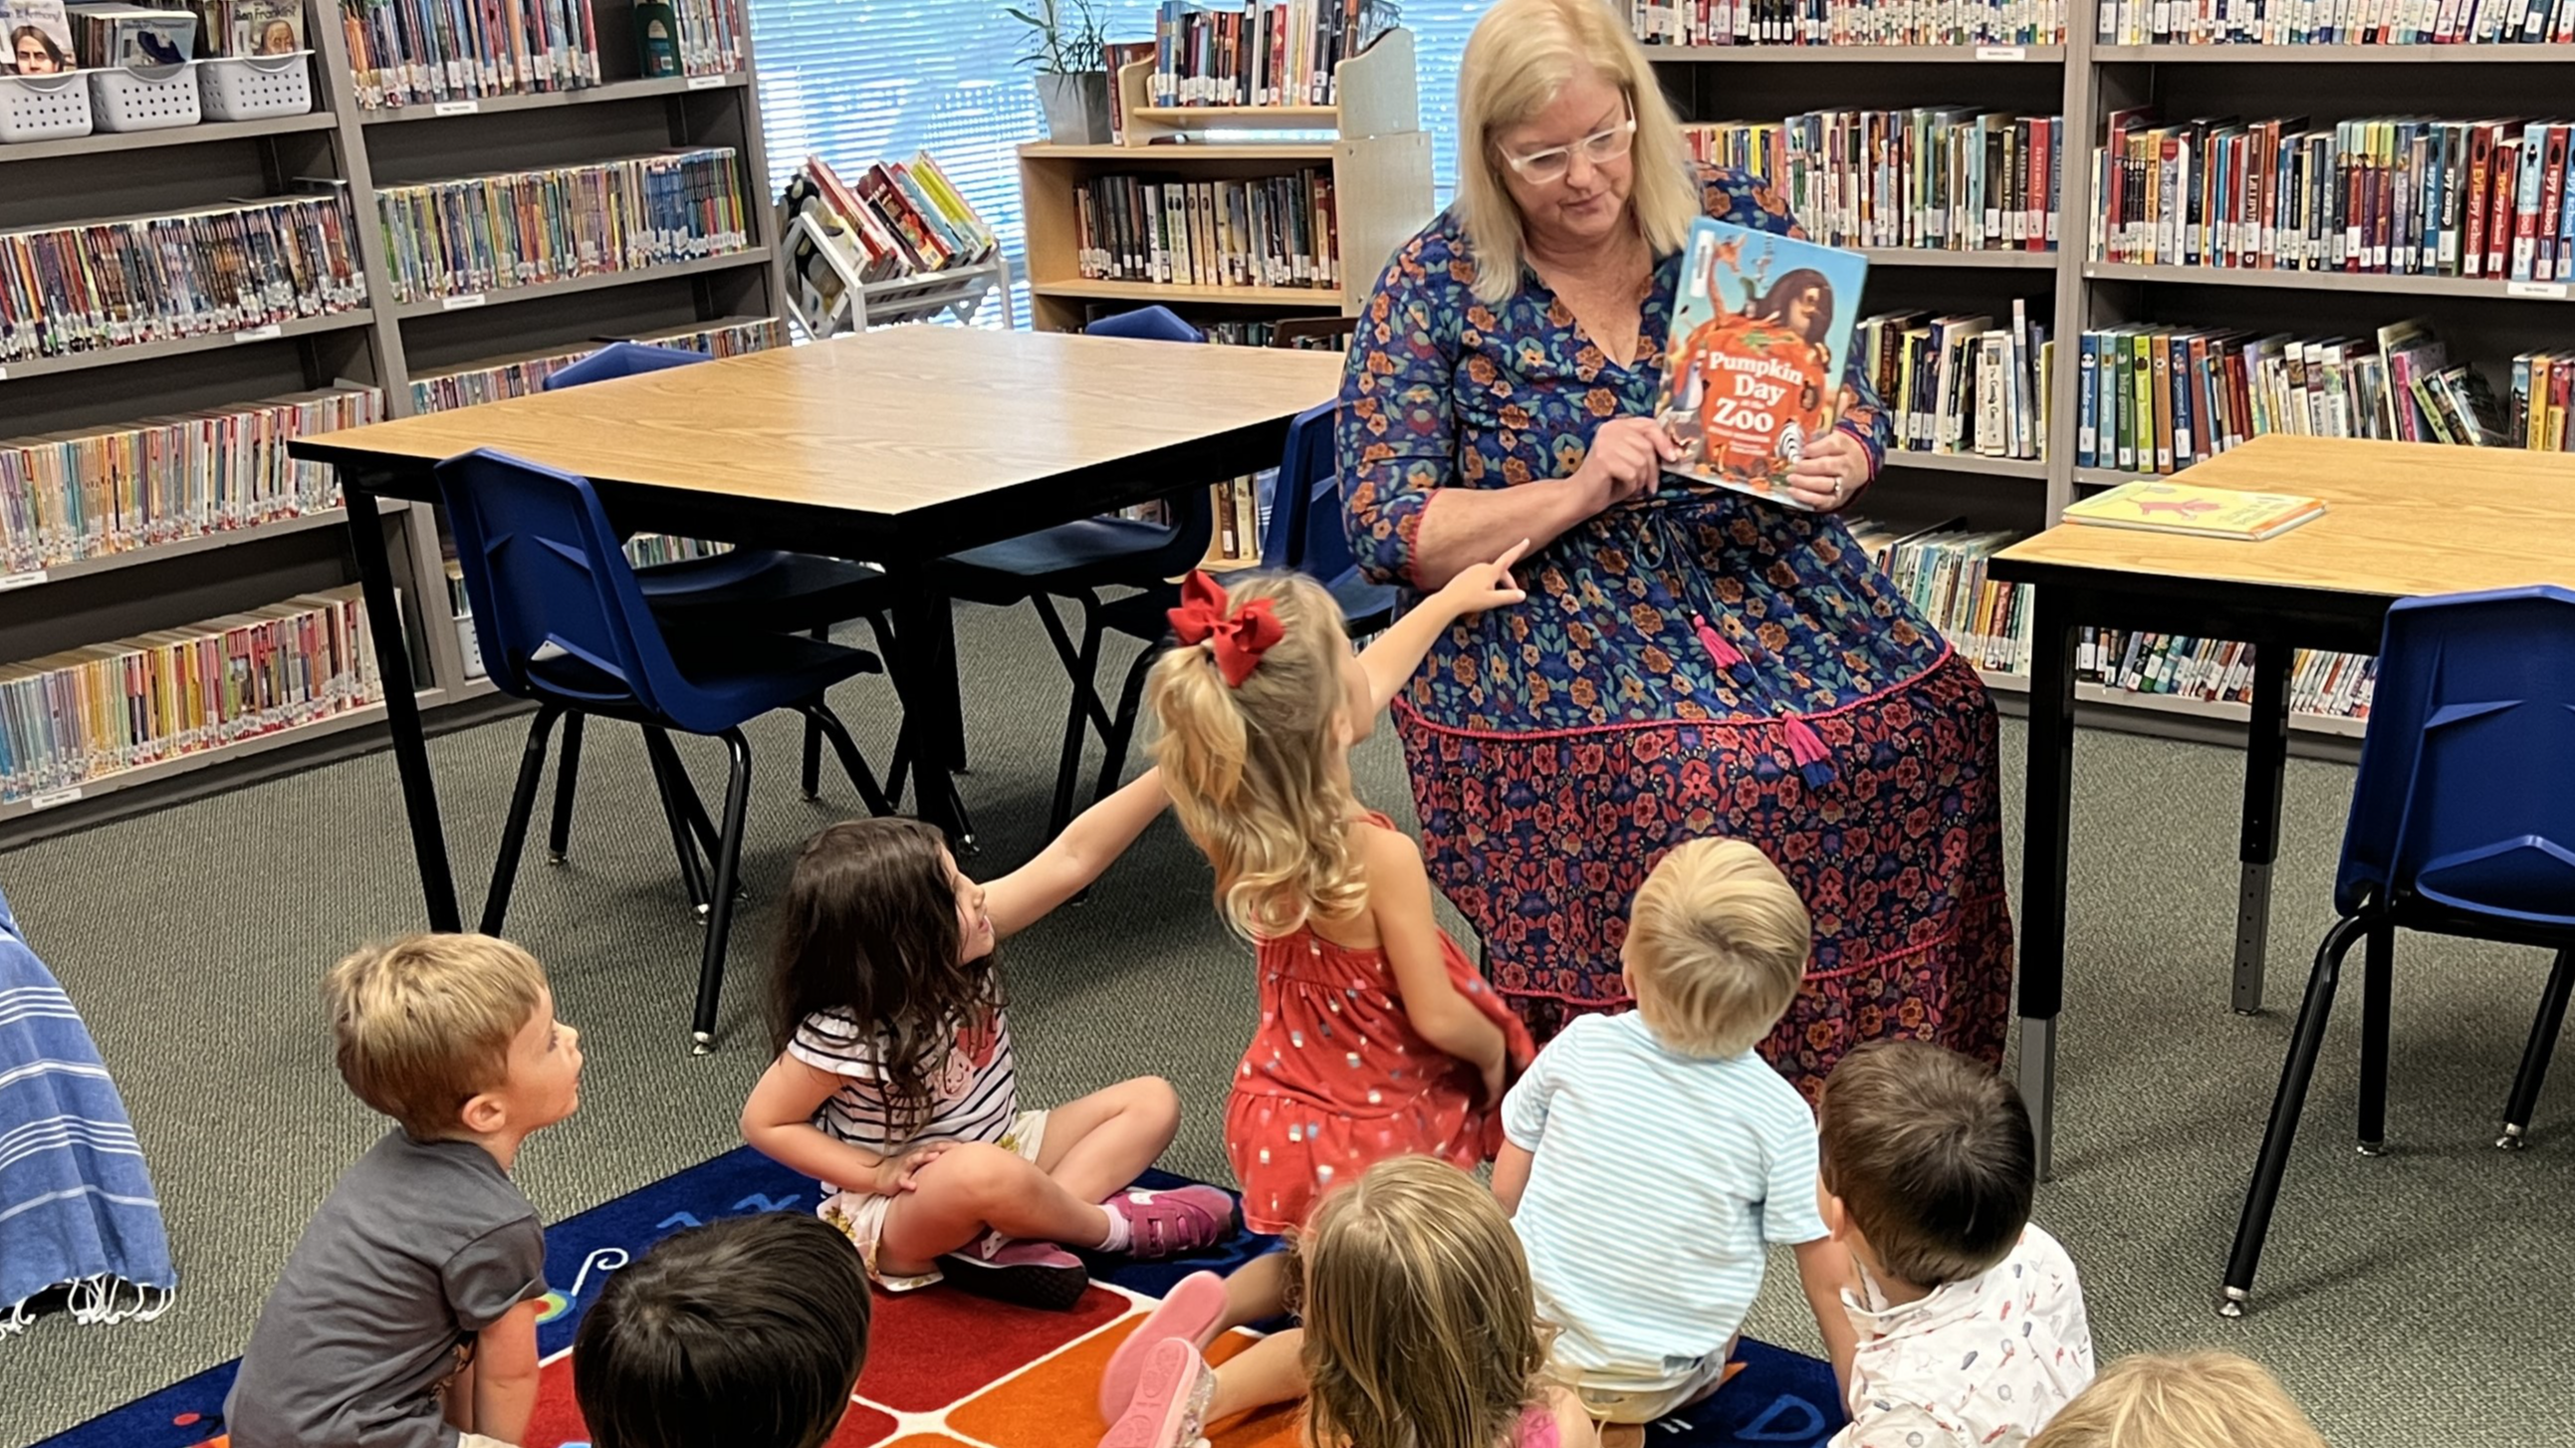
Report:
437,447,899,1052
933,307,1220,838
542,342,902,847
2222,585,2574,1316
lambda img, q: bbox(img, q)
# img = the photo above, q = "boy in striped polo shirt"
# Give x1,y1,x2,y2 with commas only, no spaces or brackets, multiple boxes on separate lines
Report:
1495,839,1855,1445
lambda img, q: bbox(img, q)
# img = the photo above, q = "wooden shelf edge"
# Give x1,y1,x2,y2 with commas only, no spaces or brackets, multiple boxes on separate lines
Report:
1021,140,1339,160
1882,450,2050,480
357,72,749,124
1127,104,1341,123
0,109,340,164
1864,247,2061,269
2085,262,2571,301
1641,44,2068,62
1029,277,1345,306
4,498,408,589
0,308,376,385
390,249,774,320
2094,42,2573,61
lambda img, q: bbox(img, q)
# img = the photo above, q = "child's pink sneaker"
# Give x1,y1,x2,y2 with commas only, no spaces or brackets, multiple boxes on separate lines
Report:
1097,1271,1228,1422
1097,1336,1217,1448
1106,1186,1239,1259
935,1233,1088,1312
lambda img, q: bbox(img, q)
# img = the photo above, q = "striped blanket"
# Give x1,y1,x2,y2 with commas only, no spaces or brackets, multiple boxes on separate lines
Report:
0,886,175,1330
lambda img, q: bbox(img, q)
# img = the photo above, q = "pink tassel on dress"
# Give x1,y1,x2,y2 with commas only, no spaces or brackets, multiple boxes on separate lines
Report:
1783,715,1837,789
1693,613,1756,682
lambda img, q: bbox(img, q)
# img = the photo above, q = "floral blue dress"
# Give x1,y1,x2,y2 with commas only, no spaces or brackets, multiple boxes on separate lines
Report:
1337,166,2011,1095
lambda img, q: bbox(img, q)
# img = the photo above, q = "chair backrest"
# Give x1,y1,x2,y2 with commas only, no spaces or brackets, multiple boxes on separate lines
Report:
435,448,697,725
1261,400,1336,573
1084,305,1202,345
543,341,709,392
2337,584,2574,927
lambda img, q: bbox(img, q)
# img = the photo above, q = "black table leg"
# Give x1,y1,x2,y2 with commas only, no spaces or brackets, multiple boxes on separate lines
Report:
2233,642,2294,1014
890,580,974,847
2017,585,2078,1182
344,473,461,932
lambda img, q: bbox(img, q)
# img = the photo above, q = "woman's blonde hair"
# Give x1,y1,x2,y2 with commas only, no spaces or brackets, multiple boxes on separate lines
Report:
2028,1350,2324,1448
1146,572,1366,938
1453,0,1701,305
1299,1157,1552,1449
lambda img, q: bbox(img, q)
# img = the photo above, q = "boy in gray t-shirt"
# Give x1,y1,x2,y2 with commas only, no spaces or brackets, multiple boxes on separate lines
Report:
227,935,584,1448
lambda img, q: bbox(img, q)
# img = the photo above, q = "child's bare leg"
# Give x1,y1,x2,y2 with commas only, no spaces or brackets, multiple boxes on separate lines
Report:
1034,1077,1181,1202
1209,1327,1306,1426
1217,1251,1290,1330
876,1142,1111,1274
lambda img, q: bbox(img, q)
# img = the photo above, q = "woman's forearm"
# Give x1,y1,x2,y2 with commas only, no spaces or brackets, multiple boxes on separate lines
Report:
1409,478,1592,591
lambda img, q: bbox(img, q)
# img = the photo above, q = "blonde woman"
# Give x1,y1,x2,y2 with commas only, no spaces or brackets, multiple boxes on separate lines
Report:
1338,0,2011,1094
1100,1156,1597,1448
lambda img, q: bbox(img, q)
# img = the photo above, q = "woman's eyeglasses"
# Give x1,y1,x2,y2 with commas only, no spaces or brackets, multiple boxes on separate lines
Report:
1500,112,1638,184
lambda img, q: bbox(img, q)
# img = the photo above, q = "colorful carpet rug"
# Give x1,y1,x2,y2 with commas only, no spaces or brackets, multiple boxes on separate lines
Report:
46,1147,1847,1448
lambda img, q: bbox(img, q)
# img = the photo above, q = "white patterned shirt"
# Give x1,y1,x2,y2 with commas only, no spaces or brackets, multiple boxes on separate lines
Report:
790,1004,1017,1168
1831,1224,2096,1449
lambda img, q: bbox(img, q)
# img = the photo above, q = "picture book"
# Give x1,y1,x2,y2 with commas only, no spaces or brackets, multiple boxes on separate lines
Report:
1653,216,1870,510
1,0,74,72
68,1,195,65
200,0,303,56
2061,480,2325,541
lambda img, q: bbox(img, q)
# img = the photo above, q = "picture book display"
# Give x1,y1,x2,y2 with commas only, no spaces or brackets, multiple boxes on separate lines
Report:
2061,479,2325,541
1654,216,1869,509
1,0,73,72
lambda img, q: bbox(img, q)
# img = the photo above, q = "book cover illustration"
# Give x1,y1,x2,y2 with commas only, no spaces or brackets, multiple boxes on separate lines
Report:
1654,216,1869,510
2061,479,2326,541
2,0,73,72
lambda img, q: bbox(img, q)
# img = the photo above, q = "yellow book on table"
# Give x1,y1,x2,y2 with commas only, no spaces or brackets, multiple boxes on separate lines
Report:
2061,480,2326,542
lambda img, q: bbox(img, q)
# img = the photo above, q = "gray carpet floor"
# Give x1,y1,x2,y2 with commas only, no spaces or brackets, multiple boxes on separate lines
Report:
0,602,2566,1448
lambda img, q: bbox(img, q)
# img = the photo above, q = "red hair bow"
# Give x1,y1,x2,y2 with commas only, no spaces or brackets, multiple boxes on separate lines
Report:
1168,571,1284,687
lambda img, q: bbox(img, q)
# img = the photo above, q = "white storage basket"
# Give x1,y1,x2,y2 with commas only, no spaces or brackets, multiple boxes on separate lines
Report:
89,62,200,132
0,73,94,143
196,52,313,121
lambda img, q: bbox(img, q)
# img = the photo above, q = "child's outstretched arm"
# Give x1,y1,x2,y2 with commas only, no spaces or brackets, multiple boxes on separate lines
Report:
982,767,1170,937
1355,823,1508,1099
1353,541,1530,728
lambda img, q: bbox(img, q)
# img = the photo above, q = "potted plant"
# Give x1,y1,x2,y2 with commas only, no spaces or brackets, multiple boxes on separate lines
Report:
1010,0,1109,144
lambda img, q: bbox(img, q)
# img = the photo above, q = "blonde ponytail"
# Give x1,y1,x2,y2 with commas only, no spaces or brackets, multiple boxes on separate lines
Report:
1146,573,1369,939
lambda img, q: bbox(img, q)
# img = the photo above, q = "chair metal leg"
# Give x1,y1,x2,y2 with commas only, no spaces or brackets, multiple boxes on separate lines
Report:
800,701,896,816
650,735,722,863
2357,920,2394,1155
641,727,710,918
2223,911,2370,1318
482,705,564,937
802,626,826,801
1092,639,1162,807
2500,946,2574,1149
690,728,755,1055
546,713,584,864
1031,593,1109,842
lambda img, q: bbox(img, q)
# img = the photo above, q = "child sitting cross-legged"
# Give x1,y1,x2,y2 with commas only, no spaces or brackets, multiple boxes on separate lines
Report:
1101,1155,1597,1448
573,1213,874,1447
1818,1040,2098,1448
1493,837,1855,1445
227,934,583,1448
740,775,1235,1312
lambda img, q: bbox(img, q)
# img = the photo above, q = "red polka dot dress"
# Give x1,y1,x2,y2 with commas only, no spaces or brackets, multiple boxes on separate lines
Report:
1224,844,1537,1235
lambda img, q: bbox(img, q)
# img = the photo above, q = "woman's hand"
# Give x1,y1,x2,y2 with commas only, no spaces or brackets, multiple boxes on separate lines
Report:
1564,415,1681,518
1432,538,1529,619
1785,426,1871,512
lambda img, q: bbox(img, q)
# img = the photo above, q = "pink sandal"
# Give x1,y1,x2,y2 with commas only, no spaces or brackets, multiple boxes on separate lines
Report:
1098,1336,1217,1448
1097,1271,1228,1423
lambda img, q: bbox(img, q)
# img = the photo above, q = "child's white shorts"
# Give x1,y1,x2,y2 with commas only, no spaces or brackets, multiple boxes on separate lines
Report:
1554,1333,1739,1426
816,1109,1051,1291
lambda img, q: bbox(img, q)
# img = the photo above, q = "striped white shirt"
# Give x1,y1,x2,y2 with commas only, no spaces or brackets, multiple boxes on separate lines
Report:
1504,1012,1829,1383
791,1004,1019,1161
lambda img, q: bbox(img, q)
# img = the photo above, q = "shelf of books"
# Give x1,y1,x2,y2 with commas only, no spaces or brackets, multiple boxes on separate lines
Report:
0,0,782,842
1017,24,1434,333
1645,3,2571,751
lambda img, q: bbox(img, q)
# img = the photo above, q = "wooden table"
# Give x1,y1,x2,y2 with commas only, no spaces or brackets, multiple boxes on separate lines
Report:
1991,435,2576,1180
294,326,1346,933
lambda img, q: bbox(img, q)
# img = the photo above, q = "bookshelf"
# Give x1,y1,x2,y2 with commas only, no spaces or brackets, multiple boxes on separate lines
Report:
1017,27,1435,333
0,0,785,844
1643,29,2576,754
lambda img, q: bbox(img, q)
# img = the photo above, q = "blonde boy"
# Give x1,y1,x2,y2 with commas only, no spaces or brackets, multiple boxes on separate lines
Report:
1494,839,1854,1439
227,934,584,1448
2028,1350,2322,1448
